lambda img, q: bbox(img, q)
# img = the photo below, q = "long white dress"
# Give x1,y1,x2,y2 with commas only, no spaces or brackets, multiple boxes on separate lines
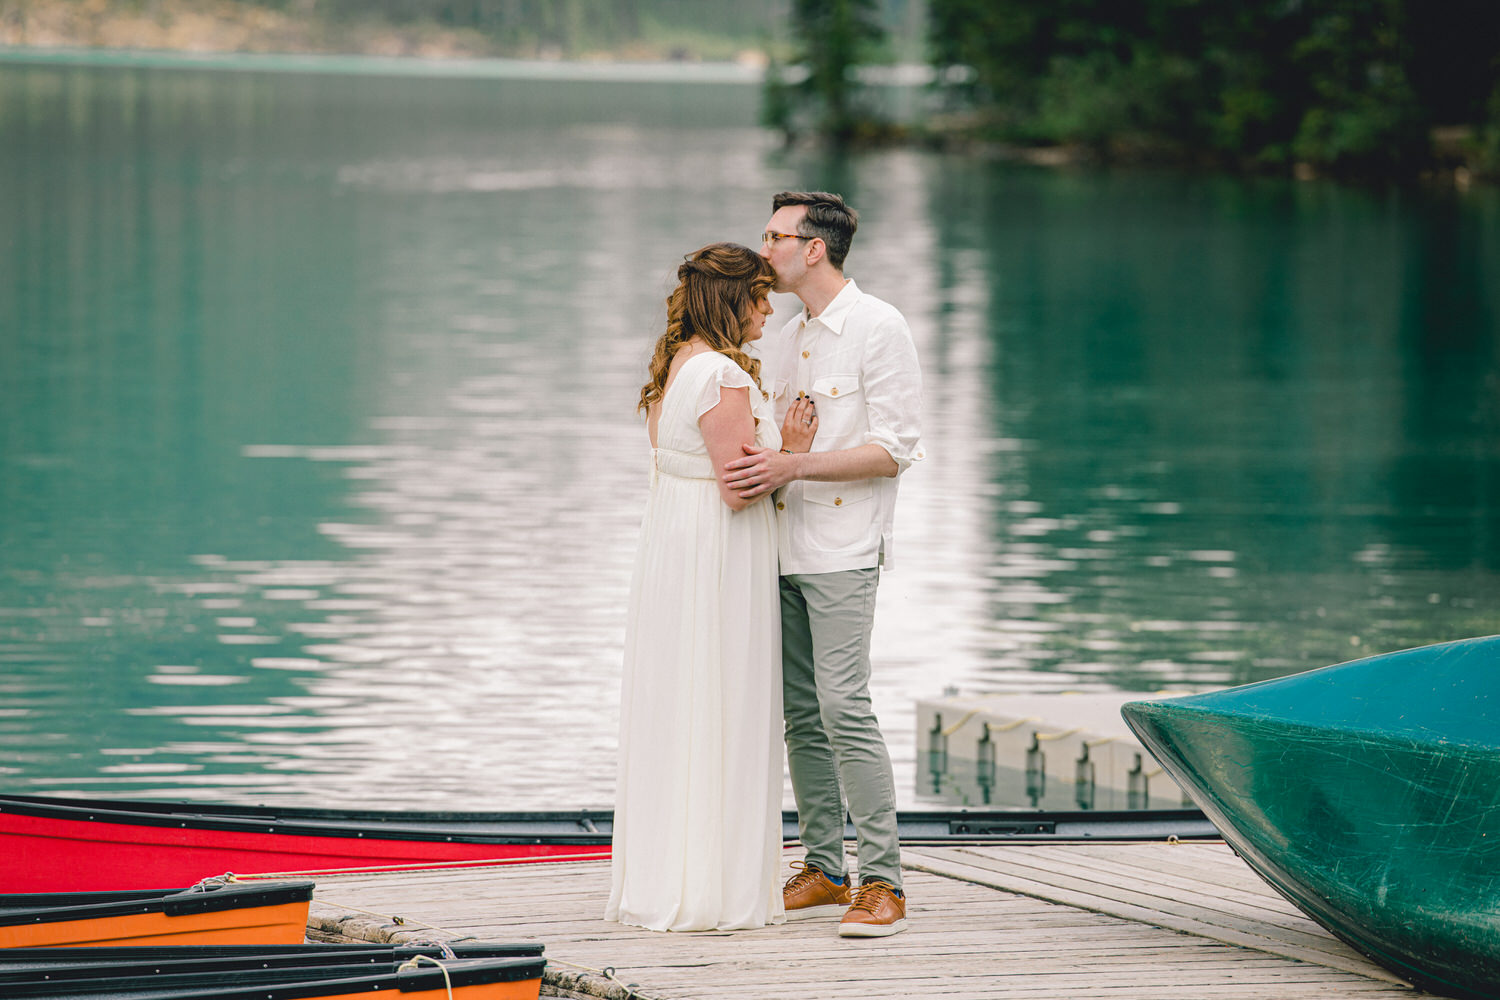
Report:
606,351,786,932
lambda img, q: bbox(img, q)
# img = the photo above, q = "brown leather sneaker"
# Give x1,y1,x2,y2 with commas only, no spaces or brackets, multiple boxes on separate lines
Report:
838,880,907,937
783,861,852,919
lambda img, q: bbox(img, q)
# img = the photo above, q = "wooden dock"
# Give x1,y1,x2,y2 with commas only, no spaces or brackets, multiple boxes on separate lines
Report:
305,841,1425,999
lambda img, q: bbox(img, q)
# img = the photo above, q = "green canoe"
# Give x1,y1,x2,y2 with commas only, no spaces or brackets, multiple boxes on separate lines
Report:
1121,636,1500,1000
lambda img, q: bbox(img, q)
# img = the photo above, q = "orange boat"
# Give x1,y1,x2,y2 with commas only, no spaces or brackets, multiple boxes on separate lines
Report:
0,879,313,948
0,942,546,1000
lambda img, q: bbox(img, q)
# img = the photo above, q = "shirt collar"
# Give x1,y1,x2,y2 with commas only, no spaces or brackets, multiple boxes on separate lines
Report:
801,278,861,336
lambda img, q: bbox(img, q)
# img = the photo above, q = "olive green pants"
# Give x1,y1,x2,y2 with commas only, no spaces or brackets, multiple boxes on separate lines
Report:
781,568,902,889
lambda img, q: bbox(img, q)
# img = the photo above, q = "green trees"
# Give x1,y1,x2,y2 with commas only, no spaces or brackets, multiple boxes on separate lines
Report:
764,0,889,146
928,0,1500,178
791,0,885,141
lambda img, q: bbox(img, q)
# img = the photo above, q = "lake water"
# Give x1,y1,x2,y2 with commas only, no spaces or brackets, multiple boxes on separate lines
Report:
2,52,1499,811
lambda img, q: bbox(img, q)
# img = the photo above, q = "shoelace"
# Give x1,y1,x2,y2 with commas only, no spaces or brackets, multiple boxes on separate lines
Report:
847,881,896,914
784,861,829,892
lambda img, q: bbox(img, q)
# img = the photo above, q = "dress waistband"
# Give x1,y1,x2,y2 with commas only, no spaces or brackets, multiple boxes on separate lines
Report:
652,448,716,482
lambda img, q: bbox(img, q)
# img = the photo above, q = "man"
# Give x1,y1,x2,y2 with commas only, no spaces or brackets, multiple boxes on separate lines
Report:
724,191,923,938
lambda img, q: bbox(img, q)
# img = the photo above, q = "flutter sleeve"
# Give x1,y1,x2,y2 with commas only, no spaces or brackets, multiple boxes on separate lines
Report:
694,354,757,420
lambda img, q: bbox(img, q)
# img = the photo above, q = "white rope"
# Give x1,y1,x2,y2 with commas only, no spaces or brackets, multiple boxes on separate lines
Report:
188,873,236,891
302,892,656,999
553,958,656,999
941,712,1038,737
397,954,453,1000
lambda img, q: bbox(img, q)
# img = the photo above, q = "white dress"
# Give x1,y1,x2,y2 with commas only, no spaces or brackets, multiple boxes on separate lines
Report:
606,352,786,932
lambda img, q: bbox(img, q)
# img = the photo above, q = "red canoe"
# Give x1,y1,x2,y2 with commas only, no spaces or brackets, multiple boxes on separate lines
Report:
0,793,1217,892
0,795,611,892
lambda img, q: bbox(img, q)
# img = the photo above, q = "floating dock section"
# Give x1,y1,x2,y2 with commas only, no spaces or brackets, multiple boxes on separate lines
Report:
915,690,1201,810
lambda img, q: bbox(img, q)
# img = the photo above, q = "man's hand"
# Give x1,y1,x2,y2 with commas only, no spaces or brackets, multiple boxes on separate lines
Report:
723,445,797,498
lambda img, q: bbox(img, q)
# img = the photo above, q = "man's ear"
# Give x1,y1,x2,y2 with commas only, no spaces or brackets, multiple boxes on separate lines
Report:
805,238,827,267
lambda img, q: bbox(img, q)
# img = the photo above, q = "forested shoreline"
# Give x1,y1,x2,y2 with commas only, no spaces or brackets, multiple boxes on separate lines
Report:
4,0,1498,183
925,0,1500,183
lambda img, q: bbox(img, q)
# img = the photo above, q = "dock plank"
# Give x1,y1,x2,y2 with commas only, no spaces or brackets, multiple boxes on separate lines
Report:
931,843,1328,940
971,842,1347,940
302,843,1425,999
903,844,1398,984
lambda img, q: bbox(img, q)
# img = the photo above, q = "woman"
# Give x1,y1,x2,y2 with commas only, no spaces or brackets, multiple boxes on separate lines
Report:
606,243,817,932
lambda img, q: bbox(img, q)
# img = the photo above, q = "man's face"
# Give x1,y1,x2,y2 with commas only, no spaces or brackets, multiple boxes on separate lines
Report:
759,205,810,293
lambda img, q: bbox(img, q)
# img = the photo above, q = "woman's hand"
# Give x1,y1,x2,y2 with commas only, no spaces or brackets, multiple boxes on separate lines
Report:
780,394,818,453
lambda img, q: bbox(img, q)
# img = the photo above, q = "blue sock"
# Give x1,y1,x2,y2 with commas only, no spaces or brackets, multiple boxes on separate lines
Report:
810,865,846,885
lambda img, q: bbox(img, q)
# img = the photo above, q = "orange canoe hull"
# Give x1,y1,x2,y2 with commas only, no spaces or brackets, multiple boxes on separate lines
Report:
295,982,540,1000
0,898,310,948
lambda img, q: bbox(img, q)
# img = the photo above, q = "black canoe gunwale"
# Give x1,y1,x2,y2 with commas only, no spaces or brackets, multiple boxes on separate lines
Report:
0,881,315,928
0,793,612,845
0,955,548,999
0,792,1217,844
0,943,544,982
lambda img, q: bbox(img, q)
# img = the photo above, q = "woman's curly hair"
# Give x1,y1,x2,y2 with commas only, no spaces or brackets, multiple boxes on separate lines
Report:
638,242,776,414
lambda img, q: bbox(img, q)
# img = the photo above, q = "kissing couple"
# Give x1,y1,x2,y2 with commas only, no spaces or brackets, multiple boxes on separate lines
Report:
607,190,924,938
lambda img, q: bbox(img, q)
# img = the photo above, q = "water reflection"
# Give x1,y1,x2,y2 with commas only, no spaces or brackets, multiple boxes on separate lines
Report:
922,166,1500,693
2,57,1499,810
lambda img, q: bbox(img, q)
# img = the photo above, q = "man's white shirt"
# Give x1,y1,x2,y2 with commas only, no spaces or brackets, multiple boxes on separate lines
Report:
755,279,923,575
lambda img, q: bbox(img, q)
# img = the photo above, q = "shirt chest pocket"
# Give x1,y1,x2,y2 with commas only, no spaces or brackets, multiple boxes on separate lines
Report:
810,373,862,442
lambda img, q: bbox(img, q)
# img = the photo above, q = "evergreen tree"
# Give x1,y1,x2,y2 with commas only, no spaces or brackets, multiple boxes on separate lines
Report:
789,0,887,144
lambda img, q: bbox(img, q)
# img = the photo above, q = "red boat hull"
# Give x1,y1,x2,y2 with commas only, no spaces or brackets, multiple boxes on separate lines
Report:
0,808,608,892
1,793,1217,892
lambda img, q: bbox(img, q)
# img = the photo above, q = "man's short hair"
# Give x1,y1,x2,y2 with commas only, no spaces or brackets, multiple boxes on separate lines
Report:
773,191,858,270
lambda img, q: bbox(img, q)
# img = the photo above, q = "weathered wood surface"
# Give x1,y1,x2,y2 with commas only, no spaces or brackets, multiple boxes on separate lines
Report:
904,842,1405,982
304,842,1426,999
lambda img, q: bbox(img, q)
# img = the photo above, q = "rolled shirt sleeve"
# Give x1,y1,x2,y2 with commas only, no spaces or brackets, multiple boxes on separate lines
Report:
861,313,924,473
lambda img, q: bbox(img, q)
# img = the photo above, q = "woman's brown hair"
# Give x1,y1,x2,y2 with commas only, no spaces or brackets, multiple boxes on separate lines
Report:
638,243,776,414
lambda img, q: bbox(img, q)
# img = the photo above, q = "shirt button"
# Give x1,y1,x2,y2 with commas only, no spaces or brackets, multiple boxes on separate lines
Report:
776,502,785,511
830,387,839,396
834,497,843,506
801,350,810,359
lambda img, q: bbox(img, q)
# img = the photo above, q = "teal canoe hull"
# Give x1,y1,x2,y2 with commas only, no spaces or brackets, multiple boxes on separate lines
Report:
1121,636,1500,1000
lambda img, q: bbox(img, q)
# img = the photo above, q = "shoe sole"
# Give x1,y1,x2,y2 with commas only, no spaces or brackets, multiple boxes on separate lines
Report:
785,903,848,920
838,917,908,938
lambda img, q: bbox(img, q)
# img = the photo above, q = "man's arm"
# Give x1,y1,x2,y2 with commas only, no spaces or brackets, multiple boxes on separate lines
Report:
725,307,920,499
723,442,897,498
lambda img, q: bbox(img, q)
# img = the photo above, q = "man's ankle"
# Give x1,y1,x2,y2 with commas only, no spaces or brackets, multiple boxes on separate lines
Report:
807,864,845,885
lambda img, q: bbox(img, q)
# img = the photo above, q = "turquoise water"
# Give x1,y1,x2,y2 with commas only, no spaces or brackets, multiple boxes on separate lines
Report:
2,52,1498,809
